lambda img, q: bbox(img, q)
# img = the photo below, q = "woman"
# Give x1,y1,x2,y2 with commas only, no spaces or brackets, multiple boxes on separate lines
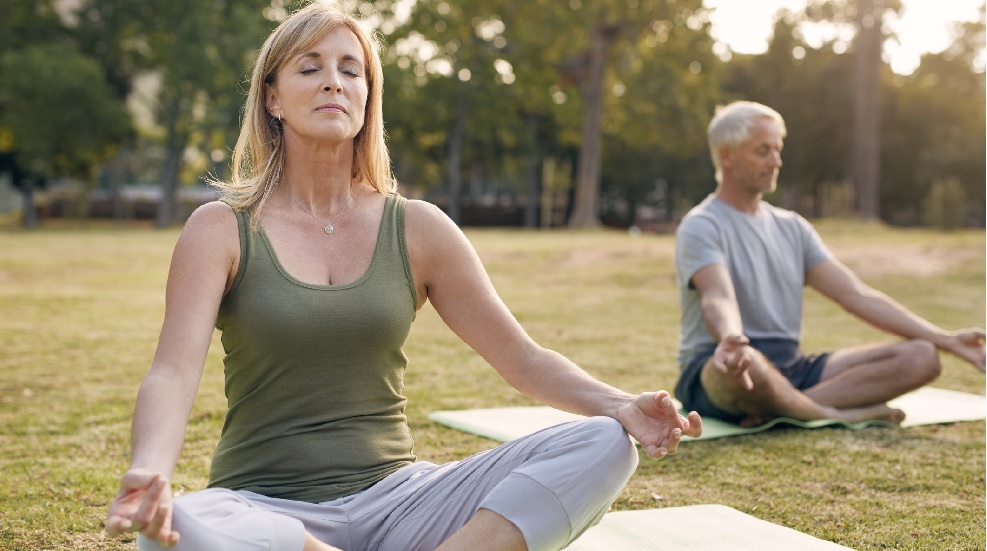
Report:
104,3,701,550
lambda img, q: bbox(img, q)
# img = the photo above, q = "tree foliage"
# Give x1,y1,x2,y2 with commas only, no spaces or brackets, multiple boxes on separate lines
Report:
380,0,719,227
0,43,130,177
0,42,131,227
122,0,275,226
721,1,984,226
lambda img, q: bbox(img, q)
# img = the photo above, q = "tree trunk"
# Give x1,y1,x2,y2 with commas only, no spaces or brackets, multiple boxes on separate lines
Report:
540,157,556,229
446,88,467,225
523,113,540,228
853,0,883,221
568,21,619,228
105,150,128,220
20,177,38,229
156,95,189,228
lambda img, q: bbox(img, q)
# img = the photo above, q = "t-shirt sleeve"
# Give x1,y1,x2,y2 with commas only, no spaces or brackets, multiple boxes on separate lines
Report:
797,215,833,271
675,215,724,289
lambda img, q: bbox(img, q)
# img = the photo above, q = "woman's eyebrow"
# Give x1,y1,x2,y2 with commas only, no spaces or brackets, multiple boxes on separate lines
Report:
297,52,362,62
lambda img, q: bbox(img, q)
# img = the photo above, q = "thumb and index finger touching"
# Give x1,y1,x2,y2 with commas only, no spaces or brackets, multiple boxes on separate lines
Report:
106,472,179,546
946,329,987,372
642,390,703,439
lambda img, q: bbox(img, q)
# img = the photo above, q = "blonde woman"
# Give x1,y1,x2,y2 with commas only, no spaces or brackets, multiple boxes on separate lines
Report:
105,3,701,550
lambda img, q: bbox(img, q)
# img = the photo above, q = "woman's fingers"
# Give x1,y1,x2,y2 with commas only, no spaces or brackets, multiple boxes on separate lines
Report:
131,475,167,537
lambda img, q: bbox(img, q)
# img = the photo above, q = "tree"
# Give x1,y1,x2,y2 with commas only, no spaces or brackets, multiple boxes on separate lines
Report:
721,0,983,227
882,43,986,226
77,0,280,226
600,6,721,225
722,12,856,217
852,0,884,220
0,0,64,56
383,1,527,223
800,0,903,220
383,1,714,227
0,44,131,228
0,0,69,226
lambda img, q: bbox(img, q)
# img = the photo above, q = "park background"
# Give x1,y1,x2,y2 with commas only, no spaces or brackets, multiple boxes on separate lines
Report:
0,0,984,230
0,0,985,550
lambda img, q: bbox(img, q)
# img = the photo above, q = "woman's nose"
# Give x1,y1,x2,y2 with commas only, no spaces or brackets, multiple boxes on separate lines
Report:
323,73,342,93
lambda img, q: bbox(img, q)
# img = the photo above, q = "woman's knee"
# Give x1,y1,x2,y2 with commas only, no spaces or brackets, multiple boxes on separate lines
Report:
499,418,637,550
523,416,638,494
579,416,639,476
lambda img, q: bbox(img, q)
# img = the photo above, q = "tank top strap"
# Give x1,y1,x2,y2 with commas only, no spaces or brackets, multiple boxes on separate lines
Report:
379,193,414,302
221,205,252,303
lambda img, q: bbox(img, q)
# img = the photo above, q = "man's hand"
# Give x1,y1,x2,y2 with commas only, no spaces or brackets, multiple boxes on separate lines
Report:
105,469,180,548
713,334,754,390
615,391,702,459
937,329,986,372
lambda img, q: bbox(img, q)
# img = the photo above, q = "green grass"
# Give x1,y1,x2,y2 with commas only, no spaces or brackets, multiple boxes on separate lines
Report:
0,220,983,550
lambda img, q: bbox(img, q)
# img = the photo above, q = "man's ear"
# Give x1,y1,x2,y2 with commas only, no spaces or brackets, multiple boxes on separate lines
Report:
265,84,281,119
718,145,734,169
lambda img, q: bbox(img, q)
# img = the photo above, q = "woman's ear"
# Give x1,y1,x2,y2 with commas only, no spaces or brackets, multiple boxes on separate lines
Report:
265,84,281,120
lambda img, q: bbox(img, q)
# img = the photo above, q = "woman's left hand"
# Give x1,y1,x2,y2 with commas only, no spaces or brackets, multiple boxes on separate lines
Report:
615,391,702,458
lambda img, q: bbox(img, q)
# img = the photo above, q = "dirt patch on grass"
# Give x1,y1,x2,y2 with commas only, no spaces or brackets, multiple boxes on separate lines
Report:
829,244,982,278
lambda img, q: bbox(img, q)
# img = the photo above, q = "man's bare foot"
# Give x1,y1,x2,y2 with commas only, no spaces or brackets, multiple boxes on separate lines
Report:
739,415,771,428
837,404,906,424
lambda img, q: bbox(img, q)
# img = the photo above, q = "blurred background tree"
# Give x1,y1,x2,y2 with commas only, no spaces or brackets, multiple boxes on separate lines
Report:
0,0,982,229
0,42,130,228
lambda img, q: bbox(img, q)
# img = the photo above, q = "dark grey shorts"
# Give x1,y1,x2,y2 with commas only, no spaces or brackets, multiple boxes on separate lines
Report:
674,338,829,423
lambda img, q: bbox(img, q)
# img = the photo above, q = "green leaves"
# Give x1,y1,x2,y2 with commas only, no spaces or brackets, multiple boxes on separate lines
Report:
0,43,130,179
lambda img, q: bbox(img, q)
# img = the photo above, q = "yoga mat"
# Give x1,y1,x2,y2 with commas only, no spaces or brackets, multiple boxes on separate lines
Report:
567,505,854,550
428,386,986,443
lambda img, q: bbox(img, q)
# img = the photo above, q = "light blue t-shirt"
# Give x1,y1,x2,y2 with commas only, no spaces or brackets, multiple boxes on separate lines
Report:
675,195,832,366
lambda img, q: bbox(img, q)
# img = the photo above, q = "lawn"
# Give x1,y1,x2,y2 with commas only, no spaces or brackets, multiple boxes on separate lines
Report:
0,219,983,550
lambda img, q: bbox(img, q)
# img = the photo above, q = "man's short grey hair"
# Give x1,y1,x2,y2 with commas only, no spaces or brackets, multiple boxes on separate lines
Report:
707,101,787,182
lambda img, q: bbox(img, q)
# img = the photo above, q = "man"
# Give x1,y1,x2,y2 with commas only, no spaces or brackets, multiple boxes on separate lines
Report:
673,100,985,426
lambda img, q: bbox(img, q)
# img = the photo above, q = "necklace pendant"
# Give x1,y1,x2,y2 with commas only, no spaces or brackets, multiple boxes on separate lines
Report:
324,225,334,235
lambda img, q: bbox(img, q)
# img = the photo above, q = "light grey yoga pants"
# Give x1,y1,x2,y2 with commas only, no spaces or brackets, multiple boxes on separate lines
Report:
139,417,638,551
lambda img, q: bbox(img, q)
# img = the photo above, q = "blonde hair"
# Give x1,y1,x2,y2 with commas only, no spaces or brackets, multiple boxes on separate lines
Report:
707,101,786,183
212,1,395,223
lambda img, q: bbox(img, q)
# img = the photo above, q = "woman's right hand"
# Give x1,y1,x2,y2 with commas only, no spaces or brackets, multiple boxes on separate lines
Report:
105,468,180,548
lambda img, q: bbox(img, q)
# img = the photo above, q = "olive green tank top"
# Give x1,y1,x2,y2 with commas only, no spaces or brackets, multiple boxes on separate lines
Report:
208,192,418,503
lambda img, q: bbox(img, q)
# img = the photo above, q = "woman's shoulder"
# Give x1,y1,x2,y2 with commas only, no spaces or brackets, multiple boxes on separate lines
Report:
401,198,472,263
402,197,457,232
176,200,241,255
184,200,239,231
402,196,444,216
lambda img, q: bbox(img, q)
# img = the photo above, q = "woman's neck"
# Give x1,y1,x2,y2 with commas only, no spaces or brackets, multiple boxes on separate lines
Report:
280,139,355,200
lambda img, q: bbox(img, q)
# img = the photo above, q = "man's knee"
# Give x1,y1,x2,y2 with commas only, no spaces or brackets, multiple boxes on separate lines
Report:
901,339,941,383
699,353,774,414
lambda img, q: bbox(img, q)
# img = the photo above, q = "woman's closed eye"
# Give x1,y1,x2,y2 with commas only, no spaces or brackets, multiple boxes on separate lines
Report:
340,64,362,77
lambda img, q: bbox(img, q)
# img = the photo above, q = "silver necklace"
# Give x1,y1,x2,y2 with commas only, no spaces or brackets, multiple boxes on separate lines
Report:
287,189,355,235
